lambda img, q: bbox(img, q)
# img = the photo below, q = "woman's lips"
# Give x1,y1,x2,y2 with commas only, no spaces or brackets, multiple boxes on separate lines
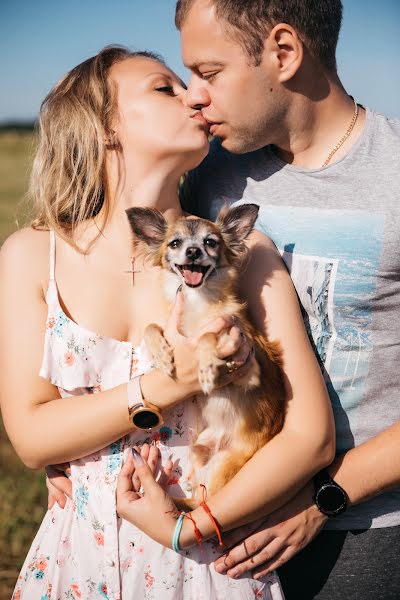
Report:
191,112,210,131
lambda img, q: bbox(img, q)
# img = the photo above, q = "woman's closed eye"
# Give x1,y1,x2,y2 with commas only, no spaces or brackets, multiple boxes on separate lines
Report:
155,85,176,96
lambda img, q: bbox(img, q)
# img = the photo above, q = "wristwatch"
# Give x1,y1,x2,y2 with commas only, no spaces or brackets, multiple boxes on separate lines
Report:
313,468,348,517
127,376,163,432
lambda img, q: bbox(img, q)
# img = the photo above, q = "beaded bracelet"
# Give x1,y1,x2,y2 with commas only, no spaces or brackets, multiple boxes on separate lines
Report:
172,512,185,553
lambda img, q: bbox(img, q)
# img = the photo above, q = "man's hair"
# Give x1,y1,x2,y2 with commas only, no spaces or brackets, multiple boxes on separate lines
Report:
175,0,343,71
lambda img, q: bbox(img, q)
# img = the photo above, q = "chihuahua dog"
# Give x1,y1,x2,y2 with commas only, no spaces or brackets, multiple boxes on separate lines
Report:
126,204,286,507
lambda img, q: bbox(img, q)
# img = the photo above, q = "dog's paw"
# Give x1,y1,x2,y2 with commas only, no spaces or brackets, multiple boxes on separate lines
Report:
144,324,175,378
199,360,219,394
153,340,175,377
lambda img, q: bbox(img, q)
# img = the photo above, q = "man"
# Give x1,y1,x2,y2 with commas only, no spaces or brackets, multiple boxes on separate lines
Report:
176,0,400,598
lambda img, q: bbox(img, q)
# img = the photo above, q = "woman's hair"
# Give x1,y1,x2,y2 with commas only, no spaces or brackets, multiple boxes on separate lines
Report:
30,45,164,251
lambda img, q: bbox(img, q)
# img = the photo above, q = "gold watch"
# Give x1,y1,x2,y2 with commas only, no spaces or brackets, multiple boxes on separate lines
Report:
127,376,163,432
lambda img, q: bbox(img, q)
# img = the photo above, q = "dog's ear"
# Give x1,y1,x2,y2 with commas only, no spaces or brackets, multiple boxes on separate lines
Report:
126,207,167,248
216,203,259,247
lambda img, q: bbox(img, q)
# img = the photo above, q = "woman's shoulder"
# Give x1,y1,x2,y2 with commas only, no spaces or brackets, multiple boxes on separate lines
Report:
0,226,50,292
2,224,49,251
247,229,278,252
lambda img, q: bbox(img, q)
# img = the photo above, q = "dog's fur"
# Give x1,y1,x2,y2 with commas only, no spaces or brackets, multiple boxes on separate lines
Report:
126,204,286,508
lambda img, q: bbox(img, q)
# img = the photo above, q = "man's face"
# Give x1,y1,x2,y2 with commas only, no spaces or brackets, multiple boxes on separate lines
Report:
180,0,284,153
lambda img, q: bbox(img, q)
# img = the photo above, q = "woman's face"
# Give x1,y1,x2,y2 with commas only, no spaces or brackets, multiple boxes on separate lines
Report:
109,57,210,171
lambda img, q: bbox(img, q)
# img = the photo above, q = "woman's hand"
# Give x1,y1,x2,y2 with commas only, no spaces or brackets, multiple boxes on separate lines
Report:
116,447,178,547
46,444,169,508
162,290,254,394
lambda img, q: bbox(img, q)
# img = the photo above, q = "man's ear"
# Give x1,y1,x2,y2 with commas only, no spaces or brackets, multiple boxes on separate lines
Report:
267,23,303,83
126,207,167,248
216,203,259,249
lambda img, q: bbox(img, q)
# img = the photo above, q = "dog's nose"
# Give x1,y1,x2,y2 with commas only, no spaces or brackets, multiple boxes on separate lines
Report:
186,246,202,260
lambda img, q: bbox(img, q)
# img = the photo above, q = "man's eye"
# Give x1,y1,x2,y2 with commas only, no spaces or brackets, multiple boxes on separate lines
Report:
168,239,182,249
204,238,218,248
156,86,176,95
201,72,218,82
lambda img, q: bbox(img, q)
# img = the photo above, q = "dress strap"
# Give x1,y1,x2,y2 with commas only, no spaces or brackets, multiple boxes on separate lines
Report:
49,230,56,282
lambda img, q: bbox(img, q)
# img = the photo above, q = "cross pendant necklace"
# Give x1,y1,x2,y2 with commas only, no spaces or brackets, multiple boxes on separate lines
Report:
124,256,141,285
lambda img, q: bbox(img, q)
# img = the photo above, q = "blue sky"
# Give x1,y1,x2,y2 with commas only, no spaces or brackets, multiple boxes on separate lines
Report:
0,0,399,121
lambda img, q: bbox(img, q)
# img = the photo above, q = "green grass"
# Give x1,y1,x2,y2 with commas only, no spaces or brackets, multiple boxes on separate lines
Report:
0,131,47,598
0,132,35,243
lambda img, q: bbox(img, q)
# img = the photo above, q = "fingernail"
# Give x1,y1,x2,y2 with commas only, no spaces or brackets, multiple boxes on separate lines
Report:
229,569,239,579
176,284,183,295
131,448,145,465
215,564,226,574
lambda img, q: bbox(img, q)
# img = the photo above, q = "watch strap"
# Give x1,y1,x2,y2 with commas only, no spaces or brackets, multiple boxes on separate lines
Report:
127,376,145,414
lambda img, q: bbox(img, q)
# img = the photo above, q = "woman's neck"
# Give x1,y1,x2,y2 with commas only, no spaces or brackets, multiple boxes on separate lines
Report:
104,152,185,226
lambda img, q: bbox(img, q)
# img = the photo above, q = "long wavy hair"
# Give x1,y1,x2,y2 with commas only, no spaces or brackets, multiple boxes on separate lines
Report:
30,45,163,251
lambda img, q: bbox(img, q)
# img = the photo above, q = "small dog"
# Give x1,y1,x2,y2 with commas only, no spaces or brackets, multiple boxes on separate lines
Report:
126,204,286,507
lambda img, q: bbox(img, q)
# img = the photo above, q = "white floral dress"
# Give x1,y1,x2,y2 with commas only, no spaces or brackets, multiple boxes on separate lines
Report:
12,231,284,600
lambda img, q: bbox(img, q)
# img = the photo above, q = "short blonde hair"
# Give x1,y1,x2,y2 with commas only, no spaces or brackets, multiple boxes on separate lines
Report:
30,45,164,251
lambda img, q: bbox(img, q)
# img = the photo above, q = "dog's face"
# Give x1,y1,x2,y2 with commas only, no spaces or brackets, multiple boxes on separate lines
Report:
163,218,222,289
126,204,259,290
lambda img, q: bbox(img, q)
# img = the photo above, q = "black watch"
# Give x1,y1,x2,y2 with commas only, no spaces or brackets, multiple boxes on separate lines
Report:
313,468,348,517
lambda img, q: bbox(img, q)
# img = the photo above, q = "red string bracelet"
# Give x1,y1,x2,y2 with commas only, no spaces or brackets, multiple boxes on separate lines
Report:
199,484,223,547
166,509,203,550
184,513,203,550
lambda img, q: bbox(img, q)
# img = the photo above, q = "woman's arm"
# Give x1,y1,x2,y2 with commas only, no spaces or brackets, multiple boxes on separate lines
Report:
180,231,335,542
0,229,245,470
117,230,335,547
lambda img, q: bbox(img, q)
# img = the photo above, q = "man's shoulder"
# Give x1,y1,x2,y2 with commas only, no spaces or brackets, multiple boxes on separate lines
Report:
182,140,271,217
369,110,400,149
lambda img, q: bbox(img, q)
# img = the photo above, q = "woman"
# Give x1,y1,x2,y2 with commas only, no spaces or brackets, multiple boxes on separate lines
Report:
0,46,334,599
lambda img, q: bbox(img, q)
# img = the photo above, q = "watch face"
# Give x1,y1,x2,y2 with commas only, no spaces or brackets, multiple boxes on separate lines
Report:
318,484,346,514
133,409,160,430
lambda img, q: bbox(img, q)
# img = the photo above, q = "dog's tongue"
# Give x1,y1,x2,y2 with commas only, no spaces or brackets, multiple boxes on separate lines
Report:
182,268,203,286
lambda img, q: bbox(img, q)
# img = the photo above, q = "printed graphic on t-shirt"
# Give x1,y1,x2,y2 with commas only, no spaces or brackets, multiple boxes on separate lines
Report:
255,205,385,452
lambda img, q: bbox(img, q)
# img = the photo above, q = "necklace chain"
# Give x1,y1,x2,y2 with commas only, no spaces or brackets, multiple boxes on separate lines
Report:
322,98,359,167
124,256,141,285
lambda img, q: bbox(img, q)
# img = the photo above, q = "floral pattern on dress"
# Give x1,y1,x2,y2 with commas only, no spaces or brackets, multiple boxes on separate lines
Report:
13,231,285,600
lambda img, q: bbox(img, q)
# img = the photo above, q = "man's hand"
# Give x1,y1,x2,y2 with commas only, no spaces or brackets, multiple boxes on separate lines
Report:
214,481,328,579
45,463,72,509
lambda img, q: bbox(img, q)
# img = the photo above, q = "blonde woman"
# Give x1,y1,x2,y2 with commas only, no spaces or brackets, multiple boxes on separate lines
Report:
0,46,334,599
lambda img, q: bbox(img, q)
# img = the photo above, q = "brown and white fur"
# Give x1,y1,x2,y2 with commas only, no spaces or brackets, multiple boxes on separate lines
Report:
126,204,286,508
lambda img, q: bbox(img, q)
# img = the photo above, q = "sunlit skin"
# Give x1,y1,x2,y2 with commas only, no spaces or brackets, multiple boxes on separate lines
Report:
4,51,334,582
105,57,210,220
180,0,366,166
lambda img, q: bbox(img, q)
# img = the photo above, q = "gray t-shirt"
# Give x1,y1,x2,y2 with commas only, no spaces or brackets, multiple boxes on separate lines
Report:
181,108,400,530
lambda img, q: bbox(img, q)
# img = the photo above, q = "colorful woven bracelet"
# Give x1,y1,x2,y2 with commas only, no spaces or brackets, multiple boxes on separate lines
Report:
172,512,185,553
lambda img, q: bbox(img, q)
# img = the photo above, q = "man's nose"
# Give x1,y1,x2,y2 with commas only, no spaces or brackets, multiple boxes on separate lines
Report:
186,246,202,260
184,76,211,109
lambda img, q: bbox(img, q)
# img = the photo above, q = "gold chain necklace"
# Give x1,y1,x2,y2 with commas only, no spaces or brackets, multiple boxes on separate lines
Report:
322,98,359,167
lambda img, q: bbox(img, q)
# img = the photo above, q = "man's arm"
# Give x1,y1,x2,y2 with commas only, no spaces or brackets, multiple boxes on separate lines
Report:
214,419,400,579
330,419,400,504
215,421,400,579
